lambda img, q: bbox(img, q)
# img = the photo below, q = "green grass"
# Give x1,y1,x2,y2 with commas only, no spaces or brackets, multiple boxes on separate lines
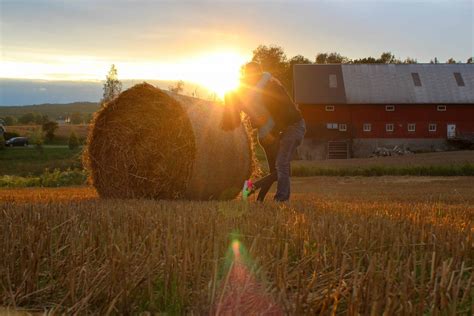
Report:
0,147,83,176
0,169,87,188
291,163,474,177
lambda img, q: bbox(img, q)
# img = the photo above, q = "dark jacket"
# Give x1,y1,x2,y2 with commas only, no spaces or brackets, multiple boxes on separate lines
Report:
259,77,302,135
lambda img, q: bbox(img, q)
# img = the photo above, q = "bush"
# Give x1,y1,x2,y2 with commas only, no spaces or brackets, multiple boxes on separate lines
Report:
68,131,80,150
29,128,44,152
42,121,59,142
0,168,88,188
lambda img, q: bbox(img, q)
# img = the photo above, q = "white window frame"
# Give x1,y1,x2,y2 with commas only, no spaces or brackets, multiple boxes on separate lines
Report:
429,123,437,132
339,124,347,132
386,123,394,132
363,123,371,132
325,105,335,112
385,105,395,112
437,105,446,112
326,123,338,130
408,123,416,132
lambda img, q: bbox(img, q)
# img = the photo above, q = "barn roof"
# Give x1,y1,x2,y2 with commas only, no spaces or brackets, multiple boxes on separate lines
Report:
293,64,474,104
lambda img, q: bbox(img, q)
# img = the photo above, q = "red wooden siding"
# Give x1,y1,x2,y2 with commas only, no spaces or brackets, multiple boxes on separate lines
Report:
299,104,474,139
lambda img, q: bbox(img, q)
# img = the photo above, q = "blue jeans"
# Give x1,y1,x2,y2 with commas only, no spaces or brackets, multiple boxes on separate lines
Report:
274,119,306,201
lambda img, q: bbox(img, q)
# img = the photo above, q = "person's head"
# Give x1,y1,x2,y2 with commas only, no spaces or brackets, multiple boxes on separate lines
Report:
241,61,263,86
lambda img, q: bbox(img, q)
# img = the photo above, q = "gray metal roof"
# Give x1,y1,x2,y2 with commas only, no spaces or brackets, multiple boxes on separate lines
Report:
293,64,474,104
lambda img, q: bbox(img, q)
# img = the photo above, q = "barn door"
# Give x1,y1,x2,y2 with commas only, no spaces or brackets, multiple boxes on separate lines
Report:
447,124,456,139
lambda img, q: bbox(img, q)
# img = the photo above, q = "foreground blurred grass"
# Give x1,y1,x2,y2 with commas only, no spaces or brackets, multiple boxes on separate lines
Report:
1,194,472,314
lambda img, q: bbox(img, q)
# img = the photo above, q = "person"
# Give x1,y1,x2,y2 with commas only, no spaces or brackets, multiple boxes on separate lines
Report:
220,62,306,202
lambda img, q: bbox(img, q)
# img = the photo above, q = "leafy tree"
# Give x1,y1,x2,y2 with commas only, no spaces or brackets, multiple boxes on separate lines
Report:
403,57,418,64
29,128,44,153
430,57,440,64
169,80,185,94
379,52,401,64
70,112,83,125
446,58,457,64
68,131,80,150
352,57,378,64
467,57,473,64
102,64,122,105
315,52,349,64
252,45,288,83
42,121,59,142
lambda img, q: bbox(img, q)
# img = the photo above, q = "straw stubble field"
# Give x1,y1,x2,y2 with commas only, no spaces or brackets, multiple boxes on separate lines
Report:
0,177,473,314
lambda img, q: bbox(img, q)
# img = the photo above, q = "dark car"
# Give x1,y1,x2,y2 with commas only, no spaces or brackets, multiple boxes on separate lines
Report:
5,137,29,147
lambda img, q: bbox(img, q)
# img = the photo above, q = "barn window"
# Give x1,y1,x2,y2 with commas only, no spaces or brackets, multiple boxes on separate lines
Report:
325,105,335,111
329,74,338,88
385,105,395,112
437,105,446,111
429,123,437,132
363,123,371,132
453,72,465,86
408,123,416,132
386,123,394,132
339,124,347,132
326,123,338,129
411,73,422,86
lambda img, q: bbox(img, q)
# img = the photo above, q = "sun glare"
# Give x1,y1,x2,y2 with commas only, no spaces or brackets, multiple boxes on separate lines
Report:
0,50,248,98
183,52,247,98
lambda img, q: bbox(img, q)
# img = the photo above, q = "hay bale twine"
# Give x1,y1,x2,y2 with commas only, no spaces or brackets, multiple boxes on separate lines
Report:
84,83,254,200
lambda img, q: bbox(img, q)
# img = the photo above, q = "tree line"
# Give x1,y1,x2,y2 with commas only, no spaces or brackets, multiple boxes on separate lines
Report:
250,44,473,93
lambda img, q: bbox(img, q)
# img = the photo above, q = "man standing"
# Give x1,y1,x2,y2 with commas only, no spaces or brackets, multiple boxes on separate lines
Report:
221,62,306,202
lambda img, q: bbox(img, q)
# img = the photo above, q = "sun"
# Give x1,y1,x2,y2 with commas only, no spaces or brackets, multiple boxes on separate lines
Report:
184,51,248,98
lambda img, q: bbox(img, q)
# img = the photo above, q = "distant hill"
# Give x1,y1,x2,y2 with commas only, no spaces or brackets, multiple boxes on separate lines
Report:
0,102,100,120
0,78,214,106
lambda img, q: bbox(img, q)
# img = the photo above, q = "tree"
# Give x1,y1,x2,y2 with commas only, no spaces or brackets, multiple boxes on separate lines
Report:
70,112,83,125
169,80,185,94
29,128,44,153
68,131,80,150
102,64,122,105
430,57,440,64
403,57,418,64
252,45,288,82
378,52,401,64
446,58,457,64
315,52,350,64
467,57,473,64
42,121,59,142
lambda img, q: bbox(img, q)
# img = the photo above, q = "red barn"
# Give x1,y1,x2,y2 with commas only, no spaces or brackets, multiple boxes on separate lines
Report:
293,64,474,159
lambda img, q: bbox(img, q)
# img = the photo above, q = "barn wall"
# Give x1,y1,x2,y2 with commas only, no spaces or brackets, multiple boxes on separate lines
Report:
300,104,474,138
298,103,474,159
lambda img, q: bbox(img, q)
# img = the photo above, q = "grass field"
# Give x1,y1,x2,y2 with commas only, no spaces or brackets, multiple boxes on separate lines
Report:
1,177,473,314
0,147,82,176
5,125,89,145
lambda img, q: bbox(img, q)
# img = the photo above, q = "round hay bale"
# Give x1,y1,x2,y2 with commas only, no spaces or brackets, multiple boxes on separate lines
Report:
84,83,254,200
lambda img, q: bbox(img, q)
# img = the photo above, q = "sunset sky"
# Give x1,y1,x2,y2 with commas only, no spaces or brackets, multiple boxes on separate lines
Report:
1,0,473,97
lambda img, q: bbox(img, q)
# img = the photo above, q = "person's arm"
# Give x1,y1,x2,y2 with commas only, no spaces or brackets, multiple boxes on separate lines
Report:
220,92,242,131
